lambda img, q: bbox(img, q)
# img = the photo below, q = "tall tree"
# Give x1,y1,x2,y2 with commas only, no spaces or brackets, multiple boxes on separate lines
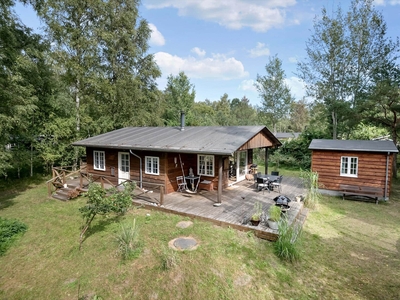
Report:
362,61,400,176
95,0,161,129
163,71,195,126
0,1,42,176
255,55,294,133
289,99,309,132
230,96,258,125
297,0,397,139
297,6,350,139
213,93,231,126
38,0,99,134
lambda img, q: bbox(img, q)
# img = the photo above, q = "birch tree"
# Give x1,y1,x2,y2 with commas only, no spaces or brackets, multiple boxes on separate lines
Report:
255,55,294,133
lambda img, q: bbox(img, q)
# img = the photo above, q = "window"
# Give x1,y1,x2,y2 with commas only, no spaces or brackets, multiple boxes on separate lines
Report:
93,151,105,171
340,156,358,177
198,155,214,176
145,156,159,175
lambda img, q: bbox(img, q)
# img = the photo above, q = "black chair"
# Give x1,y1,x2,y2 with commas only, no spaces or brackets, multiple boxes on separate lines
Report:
271,171,279,176
256,177,269,193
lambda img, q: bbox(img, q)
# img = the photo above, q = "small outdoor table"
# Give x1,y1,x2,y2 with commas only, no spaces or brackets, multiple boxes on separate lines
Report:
185,176,200,191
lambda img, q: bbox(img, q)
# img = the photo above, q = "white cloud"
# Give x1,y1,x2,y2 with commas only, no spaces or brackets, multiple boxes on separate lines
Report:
154,52,249,80
374,0,400,4
148,23,165,46
285,76,306,100
238,79,257,92
288,56,298,63
248,42,270,58
191,47,206,57
144,0,297,32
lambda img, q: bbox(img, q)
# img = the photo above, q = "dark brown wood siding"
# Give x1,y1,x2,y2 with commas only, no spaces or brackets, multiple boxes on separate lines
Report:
86,148,229,194
311,150,394,195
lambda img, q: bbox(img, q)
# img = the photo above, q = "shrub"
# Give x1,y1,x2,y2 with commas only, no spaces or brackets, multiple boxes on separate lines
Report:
251,201,263,221
300,170,321,209
268,205,281,222
274,217,301,262
0,217,28,256
115,219,142,260
67,188,80,199
160,246,180,271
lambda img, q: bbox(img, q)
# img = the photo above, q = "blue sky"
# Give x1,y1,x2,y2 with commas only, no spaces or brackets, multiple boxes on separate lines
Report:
14,0,400,106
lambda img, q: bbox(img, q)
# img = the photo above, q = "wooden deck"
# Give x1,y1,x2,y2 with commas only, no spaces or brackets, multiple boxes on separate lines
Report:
132,177,307,241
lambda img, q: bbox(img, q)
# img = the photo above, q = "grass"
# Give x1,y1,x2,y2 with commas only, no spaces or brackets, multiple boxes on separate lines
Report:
0,175,400,299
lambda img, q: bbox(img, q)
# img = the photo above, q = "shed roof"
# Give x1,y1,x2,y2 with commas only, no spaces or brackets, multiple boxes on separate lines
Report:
274,132,301,139
309,139,398,153
72,126,281,155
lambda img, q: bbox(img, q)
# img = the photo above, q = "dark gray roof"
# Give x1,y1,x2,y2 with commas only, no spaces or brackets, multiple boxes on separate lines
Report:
274,132,301,139
309,139,398,153
73,126,281,155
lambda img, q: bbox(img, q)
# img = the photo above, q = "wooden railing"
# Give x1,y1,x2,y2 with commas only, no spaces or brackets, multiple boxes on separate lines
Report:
47,166,165,205
46,165,87,197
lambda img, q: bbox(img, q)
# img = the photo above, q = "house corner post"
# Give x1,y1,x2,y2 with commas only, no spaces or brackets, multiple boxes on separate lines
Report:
217,156,223,203
264,148,268,175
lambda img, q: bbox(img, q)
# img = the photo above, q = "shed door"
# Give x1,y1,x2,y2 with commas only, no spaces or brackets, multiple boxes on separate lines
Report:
118,152,130,184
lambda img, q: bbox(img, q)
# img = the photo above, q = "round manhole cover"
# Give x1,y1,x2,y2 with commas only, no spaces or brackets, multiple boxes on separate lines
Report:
169,237,199,251
176,221,193,229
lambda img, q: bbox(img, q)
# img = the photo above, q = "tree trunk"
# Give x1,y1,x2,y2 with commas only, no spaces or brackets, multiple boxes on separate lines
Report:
332,111,337,140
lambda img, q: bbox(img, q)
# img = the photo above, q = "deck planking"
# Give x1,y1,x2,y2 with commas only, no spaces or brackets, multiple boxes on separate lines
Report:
133,176,306,241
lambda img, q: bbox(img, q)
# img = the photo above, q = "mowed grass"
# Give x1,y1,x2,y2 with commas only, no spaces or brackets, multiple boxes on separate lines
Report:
0,176,400,299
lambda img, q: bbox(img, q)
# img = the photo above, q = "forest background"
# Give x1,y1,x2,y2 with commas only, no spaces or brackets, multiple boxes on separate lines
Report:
1,0,399,180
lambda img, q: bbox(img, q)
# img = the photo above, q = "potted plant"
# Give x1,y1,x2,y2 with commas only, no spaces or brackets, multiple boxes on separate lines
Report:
267,205,281,230
250,201,263,226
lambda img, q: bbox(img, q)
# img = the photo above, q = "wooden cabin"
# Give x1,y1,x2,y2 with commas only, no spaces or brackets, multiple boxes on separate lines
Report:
309,139,398,201
72,120,281,203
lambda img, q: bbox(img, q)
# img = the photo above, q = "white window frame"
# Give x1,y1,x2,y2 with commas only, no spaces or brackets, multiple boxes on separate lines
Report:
93,150,105,171
145,156,159,175
198,154,214,176
340,156,358,177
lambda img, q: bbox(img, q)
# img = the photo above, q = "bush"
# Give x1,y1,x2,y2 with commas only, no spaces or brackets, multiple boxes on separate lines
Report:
300,170,321,209
160,246,180,271
0,217,28,256
115,219,142,260
274,217,301,262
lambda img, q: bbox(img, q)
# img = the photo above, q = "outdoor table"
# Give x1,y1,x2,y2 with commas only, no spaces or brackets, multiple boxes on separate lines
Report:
185,175,200,191
258,174,280,191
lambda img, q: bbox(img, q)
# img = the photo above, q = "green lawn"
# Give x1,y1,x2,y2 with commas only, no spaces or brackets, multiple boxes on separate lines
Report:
0,175,399,299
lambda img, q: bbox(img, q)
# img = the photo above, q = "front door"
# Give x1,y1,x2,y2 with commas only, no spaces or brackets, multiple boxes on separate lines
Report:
118,152,130,184
236,150,247,182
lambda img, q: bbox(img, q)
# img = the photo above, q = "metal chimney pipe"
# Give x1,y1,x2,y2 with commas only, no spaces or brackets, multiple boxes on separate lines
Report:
180,111,185,131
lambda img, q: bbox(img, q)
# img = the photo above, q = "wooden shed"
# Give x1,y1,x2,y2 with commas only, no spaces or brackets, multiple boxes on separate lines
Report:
309,139,398,201
72,120,281,203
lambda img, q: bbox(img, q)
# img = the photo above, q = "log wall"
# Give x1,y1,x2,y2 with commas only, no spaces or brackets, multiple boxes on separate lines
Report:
86,147,229,194
311,150,394,195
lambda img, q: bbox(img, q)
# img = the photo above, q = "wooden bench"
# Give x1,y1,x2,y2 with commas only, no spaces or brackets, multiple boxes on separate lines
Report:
339,184,383,204
198,180,214,191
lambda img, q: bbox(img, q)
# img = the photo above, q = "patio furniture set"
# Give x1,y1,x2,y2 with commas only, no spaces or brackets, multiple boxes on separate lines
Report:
255,172,283,194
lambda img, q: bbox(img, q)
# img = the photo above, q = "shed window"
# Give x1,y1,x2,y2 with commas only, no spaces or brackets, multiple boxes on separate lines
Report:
198,155,214,176
145,156,159,175
94,151,105,171
340,156,358,177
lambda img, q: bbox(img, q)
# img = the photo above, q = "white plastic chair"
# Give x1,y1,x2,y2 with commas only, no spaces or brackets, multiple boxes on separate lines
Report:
176,176,188,192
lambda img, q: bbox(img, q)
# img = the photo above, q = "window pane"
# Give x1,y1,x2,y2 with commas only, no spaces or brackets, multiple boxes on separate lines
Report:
350,157,357,175
341,157,347,174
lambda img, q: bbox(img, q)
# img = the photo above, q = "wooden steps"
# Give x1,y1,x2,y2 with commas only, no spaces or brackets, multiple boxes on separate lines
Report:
52,183,81,201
